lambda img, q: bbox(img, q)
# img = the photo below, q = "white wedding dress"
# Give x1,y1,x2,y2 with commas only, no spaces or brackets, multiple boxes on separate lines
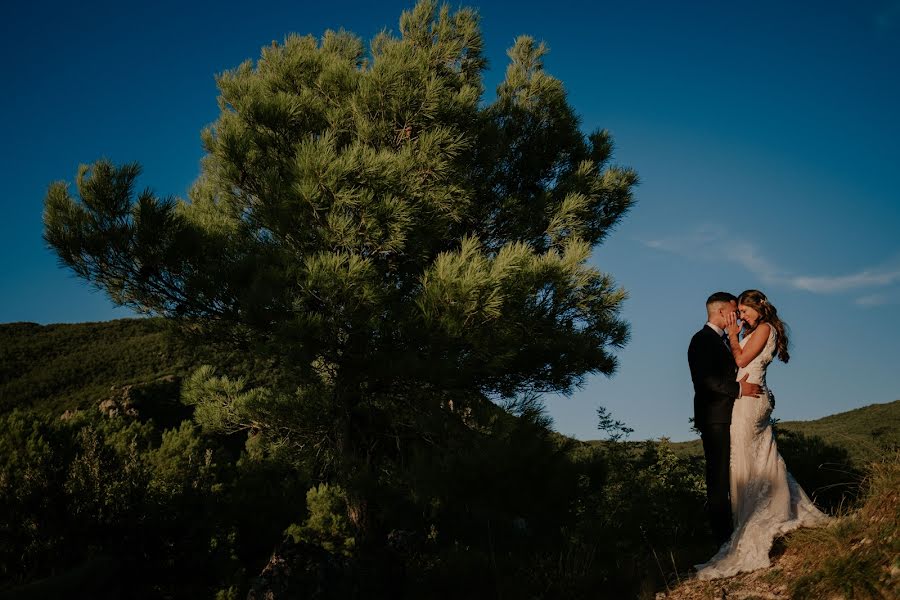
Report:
695,325,830,580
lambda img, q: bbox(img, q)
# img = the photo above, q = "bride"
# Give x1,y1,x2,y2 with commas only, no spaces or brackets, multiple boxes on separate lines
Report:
695,289,830,580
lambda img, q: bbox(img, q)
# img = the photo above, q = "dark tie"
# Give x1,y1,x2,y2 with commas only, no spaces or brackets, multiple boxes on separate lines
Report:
721,332,729,346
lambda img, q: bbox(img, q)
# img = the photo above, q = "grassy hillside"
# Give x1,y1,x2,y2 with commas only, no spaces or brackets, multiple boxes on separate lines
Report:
0,318,280,419
662,401,900,465
0,318,202,415
776,400,900,463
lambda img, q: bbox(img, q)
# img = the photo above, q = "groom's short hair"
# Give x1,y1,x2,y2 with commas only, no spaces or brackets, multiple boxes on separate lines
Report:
706,291,737,307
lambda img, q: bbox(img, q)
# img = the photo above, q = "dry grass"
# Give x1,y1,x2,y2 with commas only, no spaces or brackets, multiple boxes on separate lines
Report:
658,452,900,600
785,452,899,599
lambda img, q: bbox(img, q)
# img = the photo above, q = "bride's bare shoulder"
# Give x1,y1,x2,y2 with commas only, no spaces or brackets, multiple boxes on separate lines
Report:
743,321,770,341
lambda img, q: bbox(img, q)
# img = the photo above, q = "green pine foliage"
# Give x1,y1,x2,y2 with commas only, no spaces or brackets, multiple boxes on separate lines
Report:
284,483,356,555
41,0,637,542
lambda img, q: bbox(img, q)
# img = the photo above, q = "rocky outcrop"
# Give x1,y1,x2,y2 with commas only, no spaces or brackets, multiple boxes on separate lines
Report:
98,392,139,418
96,375,186,425
246,538,357,600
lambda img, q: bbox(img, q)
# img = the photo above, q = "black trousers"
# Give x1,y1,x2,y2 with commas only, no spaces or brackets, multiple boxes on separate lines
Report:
700,423,733,546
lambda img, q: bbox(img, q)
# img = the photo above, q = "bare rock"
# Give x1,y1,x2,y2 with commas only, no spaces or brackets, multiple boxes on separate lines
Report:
246,538,356,600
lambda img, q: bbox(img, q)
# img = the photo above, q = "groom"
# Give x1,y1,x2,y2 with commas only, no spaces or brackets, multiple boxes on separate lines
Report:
688,292,762,546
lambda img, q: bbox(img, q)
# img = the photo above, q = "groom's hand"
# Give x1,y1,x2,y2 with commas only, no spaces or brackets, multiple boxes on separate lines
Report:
739,373,762,397
725,312,742,337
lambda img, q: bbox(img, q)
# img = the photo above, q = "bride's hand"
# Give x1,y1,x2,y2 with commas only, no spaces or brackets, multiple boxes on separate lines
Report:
725,312,741,337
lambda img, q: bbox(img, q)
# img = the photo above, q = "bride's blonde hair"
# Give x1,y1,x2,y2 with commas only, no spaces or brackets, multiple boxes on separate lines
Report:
738,289,790,363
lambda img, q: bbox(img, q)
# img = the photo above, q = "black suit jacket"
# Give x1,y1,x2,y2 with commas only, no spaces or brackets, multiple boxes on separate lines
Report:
688,325,740,430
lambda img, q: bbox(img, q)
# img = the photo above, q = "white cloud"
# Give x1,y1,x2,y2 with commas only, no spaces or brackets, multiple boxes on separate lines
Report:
788,268,900,293
641,225,723,253
724,241,784,285
855,293,891,307
640,225,900,298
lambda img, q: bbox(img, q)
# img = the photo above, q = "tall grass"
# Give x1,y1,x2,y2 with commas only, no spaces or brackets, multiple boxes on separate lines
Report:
785,451,900,599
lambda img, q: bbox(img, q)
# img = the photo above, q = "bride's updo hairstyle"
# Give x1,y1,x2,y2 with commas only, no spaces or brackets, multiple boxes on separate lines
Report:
738,289,790,363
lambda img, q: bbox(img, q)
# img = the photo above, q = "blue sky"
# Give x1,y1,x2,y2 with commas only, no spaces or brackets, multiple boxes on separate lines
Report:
2,0,898,441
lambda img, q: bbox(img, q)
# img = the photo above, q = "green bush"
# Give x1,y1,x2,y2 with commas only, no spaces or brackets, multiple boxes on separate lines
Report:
285,483,356,556
0,407,308,597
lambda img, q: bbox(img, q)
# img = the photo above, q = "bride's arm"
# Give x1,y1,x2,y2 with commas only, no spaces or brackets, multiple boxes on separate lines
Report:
725,316,770,368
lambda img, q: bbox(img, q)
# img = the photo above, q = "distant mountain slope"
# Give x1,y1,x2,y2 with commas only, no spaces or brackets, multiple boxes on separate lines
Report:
664,400,900,466
0,318,202,415
776,400,900,462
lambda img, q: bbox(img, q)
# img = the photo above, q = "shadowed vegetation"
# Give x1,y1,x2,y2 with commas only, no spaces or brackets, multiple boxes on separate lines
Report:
2,319,897,597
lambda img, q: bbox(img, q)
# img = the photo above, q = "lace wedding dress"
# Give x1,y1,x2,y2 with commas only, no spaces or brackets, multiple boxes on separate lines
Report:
695,325,830,580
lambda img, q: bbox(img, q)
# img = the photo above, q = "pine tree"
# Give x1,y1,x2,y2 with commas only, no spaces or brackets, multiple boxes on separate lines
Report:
43,0,637,536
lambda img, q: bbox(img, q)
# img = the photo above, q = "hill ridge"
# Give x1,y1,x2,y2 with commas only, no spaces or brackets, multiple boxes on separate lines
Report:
3,318,899,463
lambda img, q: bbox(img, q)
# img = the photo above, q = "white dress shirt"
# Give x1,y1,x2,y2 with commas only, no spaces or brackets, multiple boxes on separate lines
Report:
705,321,726,337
